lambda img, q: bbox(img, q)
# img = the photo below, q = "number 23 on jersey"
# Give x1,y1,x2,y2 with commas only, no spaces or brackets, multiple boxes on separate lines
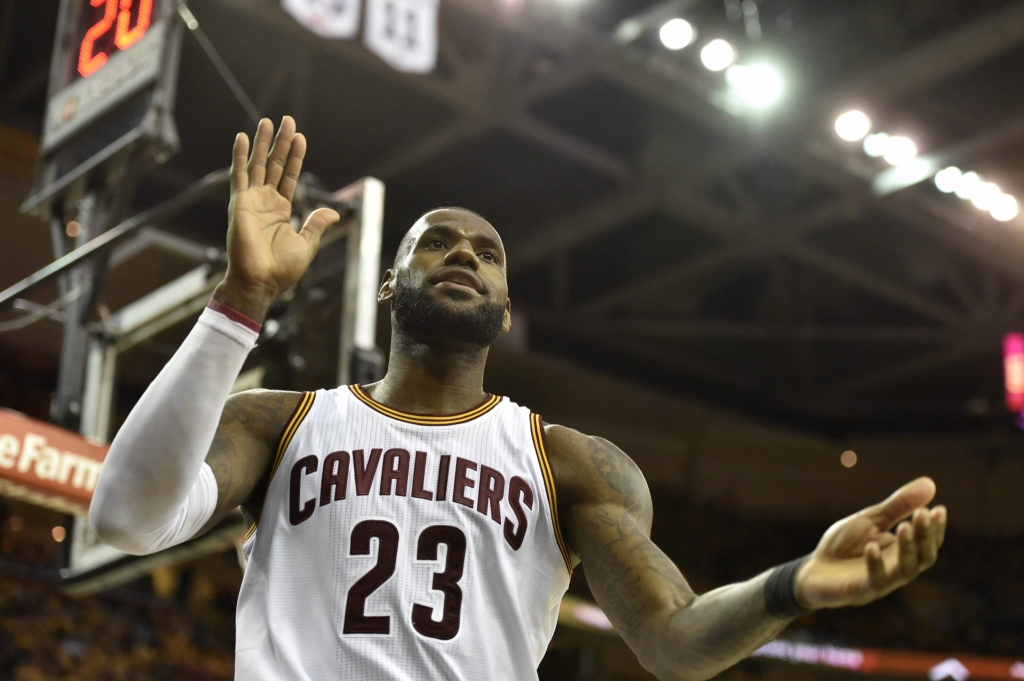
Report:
344,520,466,641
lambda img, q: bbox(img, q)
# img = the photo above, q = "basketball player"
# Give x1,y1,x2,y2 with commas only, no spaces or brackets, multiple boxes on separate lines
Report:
89,117,947,681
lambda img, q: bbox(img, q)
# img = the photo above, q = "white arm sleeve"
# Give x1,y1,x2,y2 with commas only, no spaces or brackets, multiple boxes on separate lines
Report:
89,306,259,555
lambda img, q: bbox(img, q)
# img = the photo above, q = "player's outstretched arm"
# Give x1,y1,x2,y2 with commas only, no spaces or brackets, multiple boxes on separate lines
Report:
90,117,336,555
546,425,947,681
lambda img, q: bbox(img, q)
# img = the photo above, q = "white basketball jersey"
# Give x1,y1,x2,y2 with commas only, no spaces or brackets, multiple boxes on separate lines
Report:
235,385,573,681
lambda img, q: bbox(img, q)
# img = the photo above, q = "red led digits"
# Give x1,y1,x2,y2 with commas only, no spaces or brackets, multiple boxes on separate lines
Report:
78,0,118,77
114,0,152,50
76,0,153,78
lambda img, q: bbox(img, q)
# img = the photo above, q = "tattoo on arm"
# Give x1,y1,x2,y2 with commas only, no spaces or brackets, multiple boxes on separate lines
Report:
548,426,792,680
198,390,303,534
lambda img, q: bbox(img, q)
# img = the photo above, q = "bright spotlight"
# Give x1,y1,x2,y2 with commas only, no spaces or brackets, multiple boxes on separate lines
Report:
970,182,1002,210
934,166,962,193
725,62,784,110
659,18,695,50
954,171,982,199
881,135,917,166
991,194,1020,222
835,110,871,142
863,132,889,158
701,39,735,71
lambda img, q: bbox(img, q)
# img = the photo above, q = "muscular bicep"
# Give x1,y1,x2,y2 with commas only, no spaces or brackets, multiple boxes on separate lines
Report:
546,426,696,663
199,390,303,533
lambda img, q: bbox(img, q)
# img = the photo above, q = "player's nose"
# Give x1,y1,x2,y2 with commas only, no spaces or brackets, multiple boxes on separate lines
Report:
444,239,480,270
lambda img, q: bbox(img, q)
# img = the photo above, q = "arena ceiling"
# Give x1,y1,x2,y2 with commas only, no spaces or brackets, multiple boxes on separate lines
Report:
4,0,1024,435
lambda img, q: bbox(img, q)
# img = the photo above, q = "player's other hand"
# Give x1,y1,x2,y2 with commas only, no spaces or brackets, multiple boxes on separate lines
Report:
793,476,947,610
217,116,340,320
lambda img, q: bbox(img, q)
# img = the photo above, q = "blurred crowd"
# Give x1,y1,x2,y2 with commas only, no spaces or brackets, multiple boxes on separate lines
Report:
0,573,235,681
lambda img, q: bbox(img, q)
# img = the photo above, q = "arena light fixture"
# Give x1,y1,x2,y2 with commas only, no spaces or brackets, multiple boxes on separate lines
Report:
954,171,982,200
701,39,735,71
969,182,1002,211
881,135,917,166
934,166,962,193
659,18,696,50
990,194,1020,222
724,62,784,110
834,110,871,142
862,132,889,158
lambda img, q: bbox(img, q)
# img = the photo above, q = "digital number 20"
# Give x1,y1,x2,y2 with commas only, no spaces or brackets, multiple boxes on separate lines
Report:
343,520,466,640
78,0,154,77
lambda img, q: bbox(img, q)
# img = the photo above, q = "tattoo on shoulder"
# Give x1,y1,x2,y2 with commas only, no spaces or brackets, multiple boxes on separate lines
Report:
221,391,298,431
585,436,653,529
206,390,303,518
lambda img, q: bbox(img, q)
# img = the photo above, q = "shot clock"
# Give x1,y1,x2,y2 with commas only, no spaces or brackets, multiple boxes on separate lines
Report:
75,0,158,80
24,0,184,214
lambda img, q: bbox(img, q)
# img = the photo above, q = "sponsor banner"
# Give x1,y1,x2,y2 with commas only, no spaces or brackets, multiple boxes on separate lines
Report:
753,639,1024,680
0,409,108,515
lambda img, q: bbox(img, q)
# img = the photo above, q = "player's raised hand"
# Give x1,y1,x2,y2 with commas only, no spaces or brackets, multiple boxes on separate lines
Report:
217,116,339,320
793,476,947,610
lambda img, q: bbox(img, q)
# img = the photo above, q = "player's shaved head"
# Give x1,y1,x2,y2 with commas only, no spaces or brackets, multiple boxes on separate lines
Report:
394,207,505,267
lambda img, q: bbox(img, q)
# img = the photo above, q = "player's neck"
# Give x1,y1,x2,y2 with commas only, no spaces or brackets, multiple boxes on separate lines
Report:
368,337,490,415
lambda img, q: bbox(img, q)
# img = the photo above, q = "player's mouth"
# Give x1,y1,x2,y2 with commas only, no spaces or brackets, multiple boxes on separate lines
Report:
431,269,484,296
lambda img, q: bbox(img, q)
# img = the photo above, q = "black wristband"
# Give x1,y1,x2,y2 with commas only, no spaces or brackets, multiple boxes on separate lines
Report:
764,555,812,619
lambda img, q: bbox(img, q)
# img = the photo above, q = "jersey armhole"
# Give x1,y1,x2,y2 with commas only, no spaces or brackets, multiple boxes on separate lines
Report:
243,391,317,542
530,413,573,576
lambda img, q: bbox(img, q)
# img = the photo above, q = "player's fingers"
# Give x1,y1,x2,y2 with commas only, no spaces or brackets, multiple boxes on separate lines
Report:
866,477,936,531
278,133,306,203
933,505,947,549
247,118,273,187
264,116,296,190
231,133,250,193
866,542,887,592
896,521,918,580
914,508,937,569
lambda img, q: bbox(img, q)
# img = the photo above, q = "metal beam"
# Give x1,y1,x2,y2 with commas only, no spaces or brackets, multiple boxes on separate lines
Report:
368,119,489,178
509,186,656,276
0,170,231,310
529,310,780,396
781,242,968,326
820,1,1024,110
827,344,986,399
610,319,951,344
576,247,756,316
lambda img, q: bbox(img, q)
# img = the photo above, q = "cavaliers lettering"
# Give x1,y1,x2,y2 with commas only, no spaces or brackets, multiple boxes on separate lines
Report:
288,447,535,551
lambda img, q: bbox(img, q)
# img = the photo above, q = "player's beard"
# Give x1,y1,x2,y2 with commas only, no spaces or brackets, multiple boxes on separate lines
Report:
393,277,506,348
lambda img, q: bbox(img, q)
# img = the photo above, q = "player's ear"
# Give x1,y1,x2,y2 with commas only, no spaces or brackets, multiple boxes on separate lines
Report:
501,297,512,333
378,270,396,304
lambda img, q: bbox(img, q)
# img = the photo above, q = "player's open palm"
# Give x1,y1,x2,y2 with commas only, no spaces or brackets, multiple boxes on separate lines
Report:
794,476,947,610
226,116,339,297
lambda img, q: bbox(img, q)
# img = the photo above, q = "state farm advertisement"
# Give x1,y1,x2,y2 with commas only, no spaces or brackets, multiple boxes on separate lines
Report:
0,408,108,515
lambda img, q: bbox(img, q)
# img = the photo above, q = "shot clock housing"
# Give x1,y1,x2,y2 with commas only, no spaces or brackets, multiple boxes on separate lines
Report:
23,0,185,217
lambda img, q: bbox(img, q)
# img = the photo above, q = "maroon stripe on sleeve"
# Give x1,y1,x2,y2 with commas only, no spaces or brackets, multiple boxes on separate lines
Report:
207,299,262,333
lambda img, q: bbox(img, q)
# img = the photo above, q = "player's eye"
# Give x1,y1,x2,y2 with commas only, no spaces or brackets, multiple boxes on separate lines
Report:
480,251,499,263
428,239,446,249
